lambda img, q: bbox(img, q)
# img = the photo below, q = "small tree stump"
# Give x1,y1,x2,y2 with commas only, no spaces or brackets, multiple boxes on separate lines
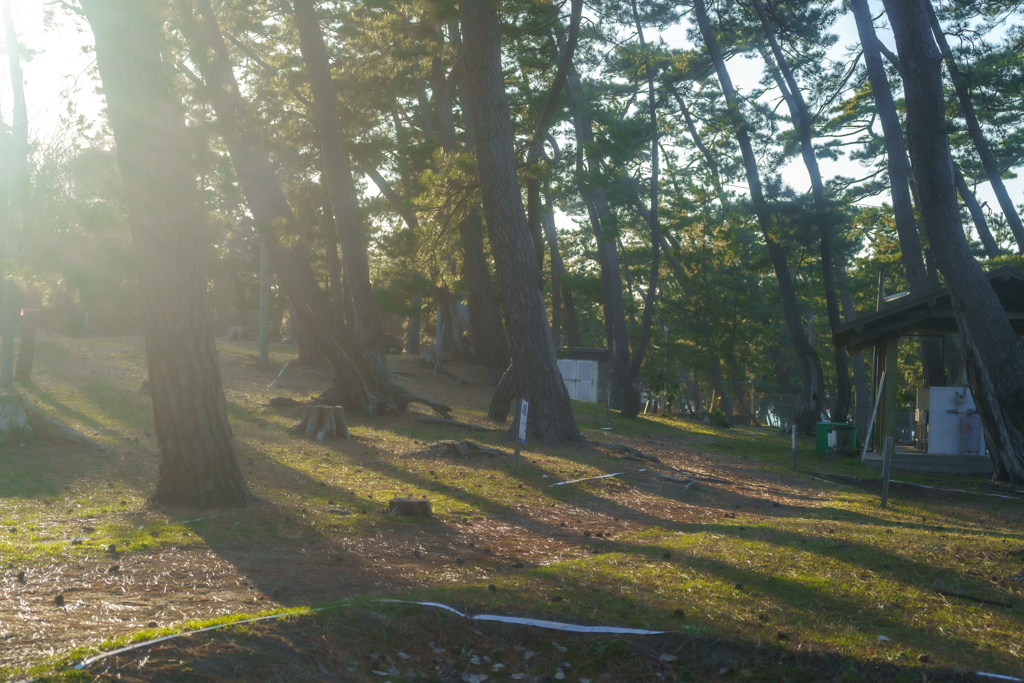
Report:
1,394,104,447
0,395,30,444
290,405,349,440
388,498,432,518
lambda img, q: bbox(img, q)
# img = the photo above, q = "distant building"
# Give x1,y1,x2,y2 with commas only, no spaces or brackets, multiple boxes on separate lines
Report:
555,347,609,403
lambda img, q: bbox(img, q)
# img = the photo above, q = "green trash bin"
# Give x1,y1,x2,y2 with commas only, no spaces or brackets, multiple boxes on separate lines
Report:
815,422,838,453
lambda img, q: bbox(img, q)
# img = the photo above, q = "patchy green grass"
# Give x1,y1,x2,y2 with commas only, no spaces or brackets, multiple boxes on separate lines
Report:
1,335,1022,682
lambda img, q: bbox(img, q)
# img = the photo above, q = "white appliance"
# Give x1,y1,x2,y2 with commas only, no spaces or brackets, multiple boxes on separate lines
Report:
915,386,985,455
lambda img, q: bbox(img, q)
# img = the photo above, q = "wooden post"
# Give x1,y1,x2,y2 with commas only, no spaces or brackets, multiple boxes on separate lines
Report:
881,336,899,451
791,423,797,469
881,436,893,508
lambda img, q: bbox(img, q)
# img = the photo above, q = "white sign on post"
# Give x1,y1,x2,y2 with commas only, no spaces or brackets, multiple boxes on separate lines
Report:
518,400,529,445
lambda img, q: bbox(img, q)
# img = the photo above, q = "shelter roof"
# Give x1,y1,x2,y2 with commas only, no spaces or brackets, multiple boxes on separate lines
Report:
832,266,1024,354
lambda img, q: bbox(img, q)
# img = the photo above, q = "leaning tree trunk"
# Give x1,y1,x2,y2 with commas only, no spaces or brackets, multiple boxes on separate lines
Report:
81,0,248,507
488,361,516,423
953,165,1000,258
0,0,26,390
293,0,384,351
925,0,1024,251
851,0,944,388
460,0,581,445
883,0,1024,484
755,0,850,422
432,47,510,369
694,0,823,433
177,0,450,419
566,66,642,417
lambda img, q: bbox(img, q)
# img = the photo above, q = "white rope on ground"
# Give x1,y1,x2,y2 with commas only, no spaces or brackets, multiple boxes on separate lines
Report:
809,474,1021,500
550,471,630,487
10,600,665,681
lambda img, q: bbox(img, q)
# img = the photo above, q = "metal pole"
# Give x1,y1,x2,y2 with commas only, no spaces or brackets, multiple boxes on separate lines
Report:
880,436,893,508
259,242,270,365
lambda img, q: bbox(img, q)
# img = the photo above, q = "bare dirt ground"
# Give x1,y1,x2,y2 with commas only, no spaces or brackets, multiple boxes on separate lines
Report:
0,339,832,674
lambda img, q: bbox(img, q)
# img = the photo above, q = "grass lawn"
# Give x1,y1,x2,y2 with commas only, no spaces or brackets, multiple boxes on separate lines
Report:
1,335,1021,682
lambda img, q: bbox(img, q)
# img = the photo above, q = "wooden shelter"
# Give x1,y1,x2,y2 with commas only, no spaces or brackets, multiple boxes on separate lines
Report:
832,266,1024,458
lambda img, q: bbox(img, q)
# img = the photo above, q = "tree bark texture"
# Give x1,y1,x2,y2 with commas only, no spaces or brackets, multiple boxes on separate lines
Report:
694,0,824,433
293,0,384,350
179,0,450,419
953,165,1000,257
0,0,26,390
82,0,248,507
525,0,582,271
460,0,581,445
884,0,1024,484
755,0,850,422
435,49,510,369
566,67,642,417
839,270,871,439
925,0,1024,251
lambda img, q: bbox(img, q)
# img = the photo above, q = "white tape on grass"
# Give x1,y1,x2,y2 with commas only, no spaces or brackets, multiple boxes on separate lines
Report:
811,473,1019,499
550,472,628,487
38,600,662,679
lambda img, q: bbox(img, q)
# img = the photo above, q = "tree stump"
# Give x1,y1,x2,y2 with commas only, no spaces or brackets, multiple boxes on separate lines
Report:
0,395,30,444
290,405,349,440
0,393,104,447
388,498,432,518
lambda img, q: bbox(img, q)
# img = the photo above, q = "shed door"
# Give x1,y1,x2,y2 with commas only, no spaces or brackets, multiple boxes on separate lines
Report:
557,359,575,399
577,360,594,403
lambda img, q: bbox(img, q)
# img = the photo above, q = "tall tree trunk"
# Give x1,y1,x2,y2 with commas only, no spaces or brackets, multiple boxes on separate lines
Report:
561,285,583,347
434,39,509,369
754,0,850,422
525,0,582,271
925,0,1024,251
459,0,581,445
177,0,450,418
566,67,642,417
883,0,1024,484
953,165,1000,257
81,0,248,507
850,0,944,388
838,270,871,440
543,189,563,346
0,0,26,390
693,0,823,433
321,191,344,315
292,301,328,369
407,291,421,357
14,289,40,382
293,0,384,350
627,0,661,382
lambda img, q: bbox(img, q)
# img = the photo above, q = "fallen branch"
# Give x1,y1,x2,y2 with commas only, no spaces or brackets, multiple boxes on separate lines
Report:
935,590,1014,608
653,472,699,490
416,417,496,432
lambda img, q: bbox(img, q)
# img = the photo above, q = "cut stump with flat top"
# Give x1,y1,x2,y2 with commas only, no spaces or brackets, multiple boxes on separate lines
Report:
290,405,349,440
389,498,432,518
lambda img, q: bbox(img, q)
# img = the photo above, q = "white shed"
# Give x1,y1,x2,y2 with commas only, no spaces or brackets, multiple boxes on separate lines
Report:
558,358,599,402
